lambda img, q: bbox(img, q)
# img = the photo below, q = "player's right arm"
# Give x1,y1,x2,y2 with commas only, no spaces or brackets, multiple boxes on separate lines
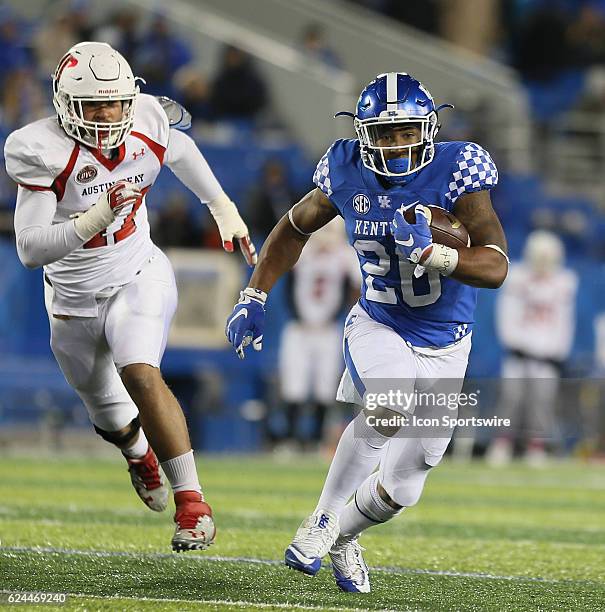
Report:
14,187,80,269
225,188,337,358
13,182,140,269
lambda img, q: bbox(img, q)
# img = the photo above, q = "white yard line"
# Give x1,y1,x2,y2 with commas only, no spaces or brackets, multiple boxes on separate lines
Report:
1,545,597,585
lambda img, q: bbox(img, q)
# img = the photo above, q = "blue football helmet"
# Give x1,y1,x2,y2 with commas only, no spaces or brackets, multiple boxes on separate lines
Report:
337,72,452,184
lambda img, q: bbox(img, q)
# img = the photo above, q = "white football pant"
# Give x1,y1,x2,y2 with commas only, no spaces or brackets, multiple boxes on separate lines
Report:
44,247,177,431
337,303,471,506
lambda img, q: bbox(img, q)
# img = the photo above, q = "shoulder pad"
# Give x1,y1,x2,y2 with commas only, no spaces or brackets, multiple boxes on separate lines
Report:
4,118,74,189
132,94,170,148
444,142,498,203
156,96,192,130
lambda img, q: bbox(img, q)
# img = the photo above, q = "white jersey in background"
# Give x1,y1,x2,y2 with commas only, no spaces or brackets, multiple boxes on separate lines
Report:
289,220,360,326
496,263,578,361
5,94,170,316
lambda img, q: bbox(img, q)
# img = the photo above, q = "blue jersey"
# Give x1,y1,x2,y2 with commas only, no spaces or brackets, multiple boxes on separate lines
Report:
313,139,498,348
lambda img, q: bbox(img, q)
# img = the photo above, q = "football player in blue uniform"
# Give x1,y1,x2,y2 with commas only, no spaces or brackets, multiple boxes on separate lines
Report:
226,72,508,593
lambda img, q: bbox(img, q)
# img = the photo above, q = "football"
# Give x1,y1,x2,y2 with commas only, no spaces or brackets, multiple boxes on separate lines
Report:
403,204,470,248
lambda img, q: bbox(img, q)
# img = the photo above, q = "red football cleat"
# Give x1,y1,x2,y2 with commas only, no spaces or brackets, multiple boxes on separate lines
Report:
123,446,168,512
172,491,216,551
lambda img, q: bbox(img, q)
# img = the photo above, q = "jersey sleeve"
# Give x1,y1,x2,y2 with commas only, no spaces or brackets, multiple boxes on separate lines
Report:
312,139,357,215
313,147,334,198
444,142,498,204
132,93,170,151
4,127,56,190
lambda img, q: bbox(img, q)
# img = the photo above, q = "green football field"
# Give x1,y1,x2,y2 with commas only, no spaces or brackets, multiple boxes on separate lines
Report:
0,455,603,611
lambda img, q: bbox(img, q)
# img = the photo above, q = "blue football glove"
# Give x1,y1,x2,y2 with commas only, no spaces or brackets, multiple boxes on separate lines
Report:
390,205,433,264
225,287,267,359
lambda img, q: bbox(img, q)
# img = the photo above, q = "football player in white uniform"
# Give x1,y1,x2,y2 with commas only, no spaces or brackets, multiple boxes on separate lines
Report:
487,230,578,465
4,42,256,551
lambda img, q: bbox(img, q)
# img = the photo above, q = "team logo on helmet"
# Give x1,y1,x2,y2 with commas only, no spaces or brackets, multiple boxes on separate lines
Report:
75,165,98,184
353,194,371,215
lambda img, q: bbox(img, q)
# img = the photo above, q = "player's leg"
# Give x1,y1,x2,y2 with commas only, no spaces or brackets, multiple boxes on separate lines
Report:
486,355,526,465
45,283,168,512
105,249,214,551
285,305,416,575
309,324,342,447
279,321,311,446
524,360,559,465
332,335,472,593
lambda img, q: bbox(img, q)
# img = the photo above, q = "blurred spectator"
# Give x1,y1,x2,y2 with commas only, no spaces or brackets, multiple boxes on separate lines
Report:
246,159,298,239
487,231,578,466
512,4,577,82
33,14,78,84
299,23,343,71
133,12,193,98
383,0,440,34
210,45,269,123
151,193,201,249
274,220,359,451
66,0,95,41
94,8,141,60
0,7,30,79
0,8,45,128
174,67,213,125
567,2,605,66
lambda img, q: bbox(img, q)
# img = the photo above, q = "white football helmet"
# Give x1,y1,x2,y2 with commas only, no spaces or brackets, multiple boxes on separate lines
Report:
52,42,140,150
523,230,564,274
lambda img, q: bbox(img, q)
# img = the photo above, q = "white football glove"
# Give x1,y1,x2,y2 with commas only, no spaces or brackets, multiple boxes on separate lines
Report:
207,192,257,266
73,180,141,241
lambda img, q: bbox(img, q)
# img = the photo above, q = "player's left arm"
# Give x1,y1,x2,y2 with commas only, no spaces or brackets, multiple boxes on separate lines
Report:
452,189,508,288
164,129,256,265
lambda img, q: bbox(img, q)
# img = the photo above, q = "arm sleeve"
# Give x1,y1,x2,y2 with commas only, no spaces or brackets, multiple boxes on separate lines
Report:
14,186,83,269
164,128,223,203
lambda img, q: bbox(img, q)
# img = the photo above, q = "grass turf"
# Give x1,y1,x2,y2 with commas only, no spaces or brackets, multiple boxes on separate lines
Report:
0,455,603,611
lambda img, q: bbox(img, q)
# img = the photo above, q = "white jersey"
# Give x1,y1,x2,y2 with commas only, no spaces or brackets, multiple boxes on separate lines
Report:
290,220,360,326
496,263,578,361
5,94,169,316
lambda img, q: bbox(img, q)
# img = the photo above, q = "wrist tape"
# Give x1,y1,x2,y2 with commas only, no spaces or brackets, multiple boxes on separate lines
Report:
423,243,459,276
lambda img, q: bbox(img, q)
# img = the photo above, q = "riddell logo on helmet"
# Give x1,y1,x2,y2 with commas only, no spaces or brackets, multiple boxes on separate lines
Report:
97,89,119,94
75,165,98,184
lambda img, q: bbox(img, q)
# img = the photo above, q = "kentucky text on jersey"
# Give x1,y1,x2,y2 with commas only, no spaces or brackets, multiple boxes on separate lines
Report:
313,138,498,348
81,174,145,196
354,220,390,237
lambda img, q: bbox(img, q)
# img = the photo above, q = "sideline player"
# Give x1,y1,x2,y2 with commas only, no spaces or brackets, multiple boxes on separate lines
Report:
277,219,358,450
226,72,508,591
4,42,256,551
487,230,577,465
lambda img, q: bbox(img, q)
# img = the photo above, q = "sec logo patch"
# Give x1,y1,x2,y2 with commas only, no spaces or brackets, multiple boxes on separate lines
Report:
75,165,98,184
353,193,371,215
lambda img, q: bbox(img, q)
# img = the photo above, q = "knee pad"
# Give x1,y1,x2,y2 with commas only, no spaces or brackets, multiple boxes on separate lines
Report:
94,416,141,446
357,472,403,522
386,463,432,508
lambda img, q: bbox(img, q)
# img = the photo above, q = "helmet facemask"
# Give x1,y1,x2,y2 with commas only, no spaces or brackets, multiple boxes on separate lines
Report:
54,91,138,150
355,111,439,180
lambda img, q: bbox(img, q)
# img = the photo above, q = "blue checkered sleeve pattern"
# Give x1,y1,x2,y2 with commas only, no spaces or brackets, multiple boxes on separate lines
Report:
445,143,498,203
313,151,333,197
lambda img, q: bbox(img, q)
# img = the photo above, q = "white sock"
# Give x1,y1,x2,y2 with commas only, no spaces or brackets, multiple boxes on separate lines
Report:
338,472,402,542
160,450,202,495
315,412,389,515
121,429,149,459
